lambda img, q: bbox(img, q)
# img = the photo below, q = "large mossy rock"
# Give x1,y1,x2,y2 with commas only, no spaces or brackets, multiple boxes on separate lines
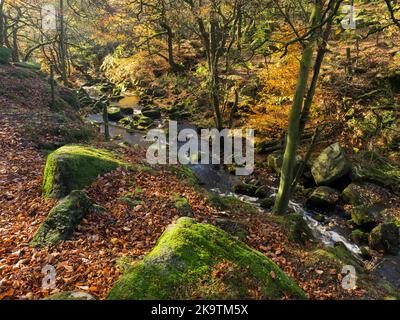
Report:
350,205,382,228
311,143,351,186
351,152,400,194
306,186,340,212
30,191,95,247
342,182,388,207
141,106,161,119
44,291,96,300
369,223,400,253
107,218,306,300
233,183,268,198
107,107,124,121
42,145,122,199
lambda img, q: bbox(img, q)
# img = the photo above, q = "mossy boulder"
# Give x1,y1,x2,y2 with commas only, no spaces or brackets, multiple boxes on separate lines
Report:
342,182,388,207
233,183,267,198
44,291,95,300
173,194,193,217
306,186,340,212
118,117,133,127
0,47,12,64
42,145,123,199
311,143,351,187
30,191,95,247
133,114,154,130
107,218,306,300
350,152,400,193
107,107,124,121
350,205,382,228
281,213,314,245
351,229,369,245
369,223,399,253
260,197,275,209
141,106,161,119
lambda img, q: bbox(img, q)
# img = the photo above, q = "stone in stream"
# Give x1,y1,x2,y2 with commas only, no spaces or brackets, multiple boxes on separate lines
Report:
233,183,268,198
368,222,400,253
42,145,123,199
30,190,97,247
118,117,133,127
133,114,154,130
107,106,124,121
141,106,161,119
311,143,351,187
306,186,340,212
351,229,369,245
107,217,306,300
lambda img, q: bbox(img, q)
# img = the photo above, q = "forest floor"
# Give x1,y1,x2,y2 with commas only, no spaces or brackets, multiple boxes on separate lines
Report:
1,31,400,300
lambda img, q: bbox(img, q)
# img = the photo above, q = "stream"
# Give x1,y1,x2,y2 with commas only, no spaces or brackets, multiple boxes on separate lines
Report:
83,87,400,295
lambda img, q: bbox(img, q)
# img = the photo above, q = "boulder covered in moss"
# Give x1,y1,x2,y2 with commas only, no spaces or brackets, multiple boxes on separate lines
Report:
351,152,400,194
107,218,306,300
233,183,267,198
44,291,95,300
141,106,161,119
173,194,193,217
306,186,340,211
311,143,351,187
30,191,95,247
281,213,314,245
107,107,124,121
42,145,122,199
342,182,388,207
369,223,399,253
350,205,382,228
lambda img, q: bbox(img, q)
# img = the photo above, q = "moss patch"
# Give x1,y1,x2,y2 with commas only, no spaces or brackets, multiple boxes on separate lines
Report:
42,145,124,199
107,218,306,300
30,190,95,247
44,291,95,300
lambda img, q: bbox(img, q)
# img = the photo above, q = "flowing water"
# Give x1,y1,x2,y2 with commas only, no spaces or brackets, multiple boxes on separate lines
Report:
84,88,400,294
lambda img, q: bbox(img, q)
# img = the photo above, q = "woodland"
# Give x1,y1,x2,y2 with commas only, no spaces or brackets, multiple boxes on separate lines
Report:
0,0,399,301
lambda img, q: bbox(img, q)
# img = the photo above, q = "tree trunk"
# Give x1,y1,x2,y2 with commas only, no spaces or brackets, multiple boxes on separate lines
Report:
0,1,4,47
59,0,68,86
272,45,314,215
273,1,322,215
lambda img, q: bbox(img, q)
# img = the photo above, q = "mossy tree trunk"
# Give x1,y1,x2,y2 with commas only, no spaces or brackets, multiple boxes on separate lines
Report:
273,1,323,215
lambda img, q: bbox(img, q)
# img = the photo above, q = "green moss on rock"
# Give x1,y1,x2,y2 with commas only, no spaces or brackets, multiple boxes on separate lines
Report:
173,194,193,217
42,145,123,199
368,223,399,253
279,213,314,245
44,291,95,300
311,143,351,186
30,190,95,247
107,218,306,300
306,186,340,211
